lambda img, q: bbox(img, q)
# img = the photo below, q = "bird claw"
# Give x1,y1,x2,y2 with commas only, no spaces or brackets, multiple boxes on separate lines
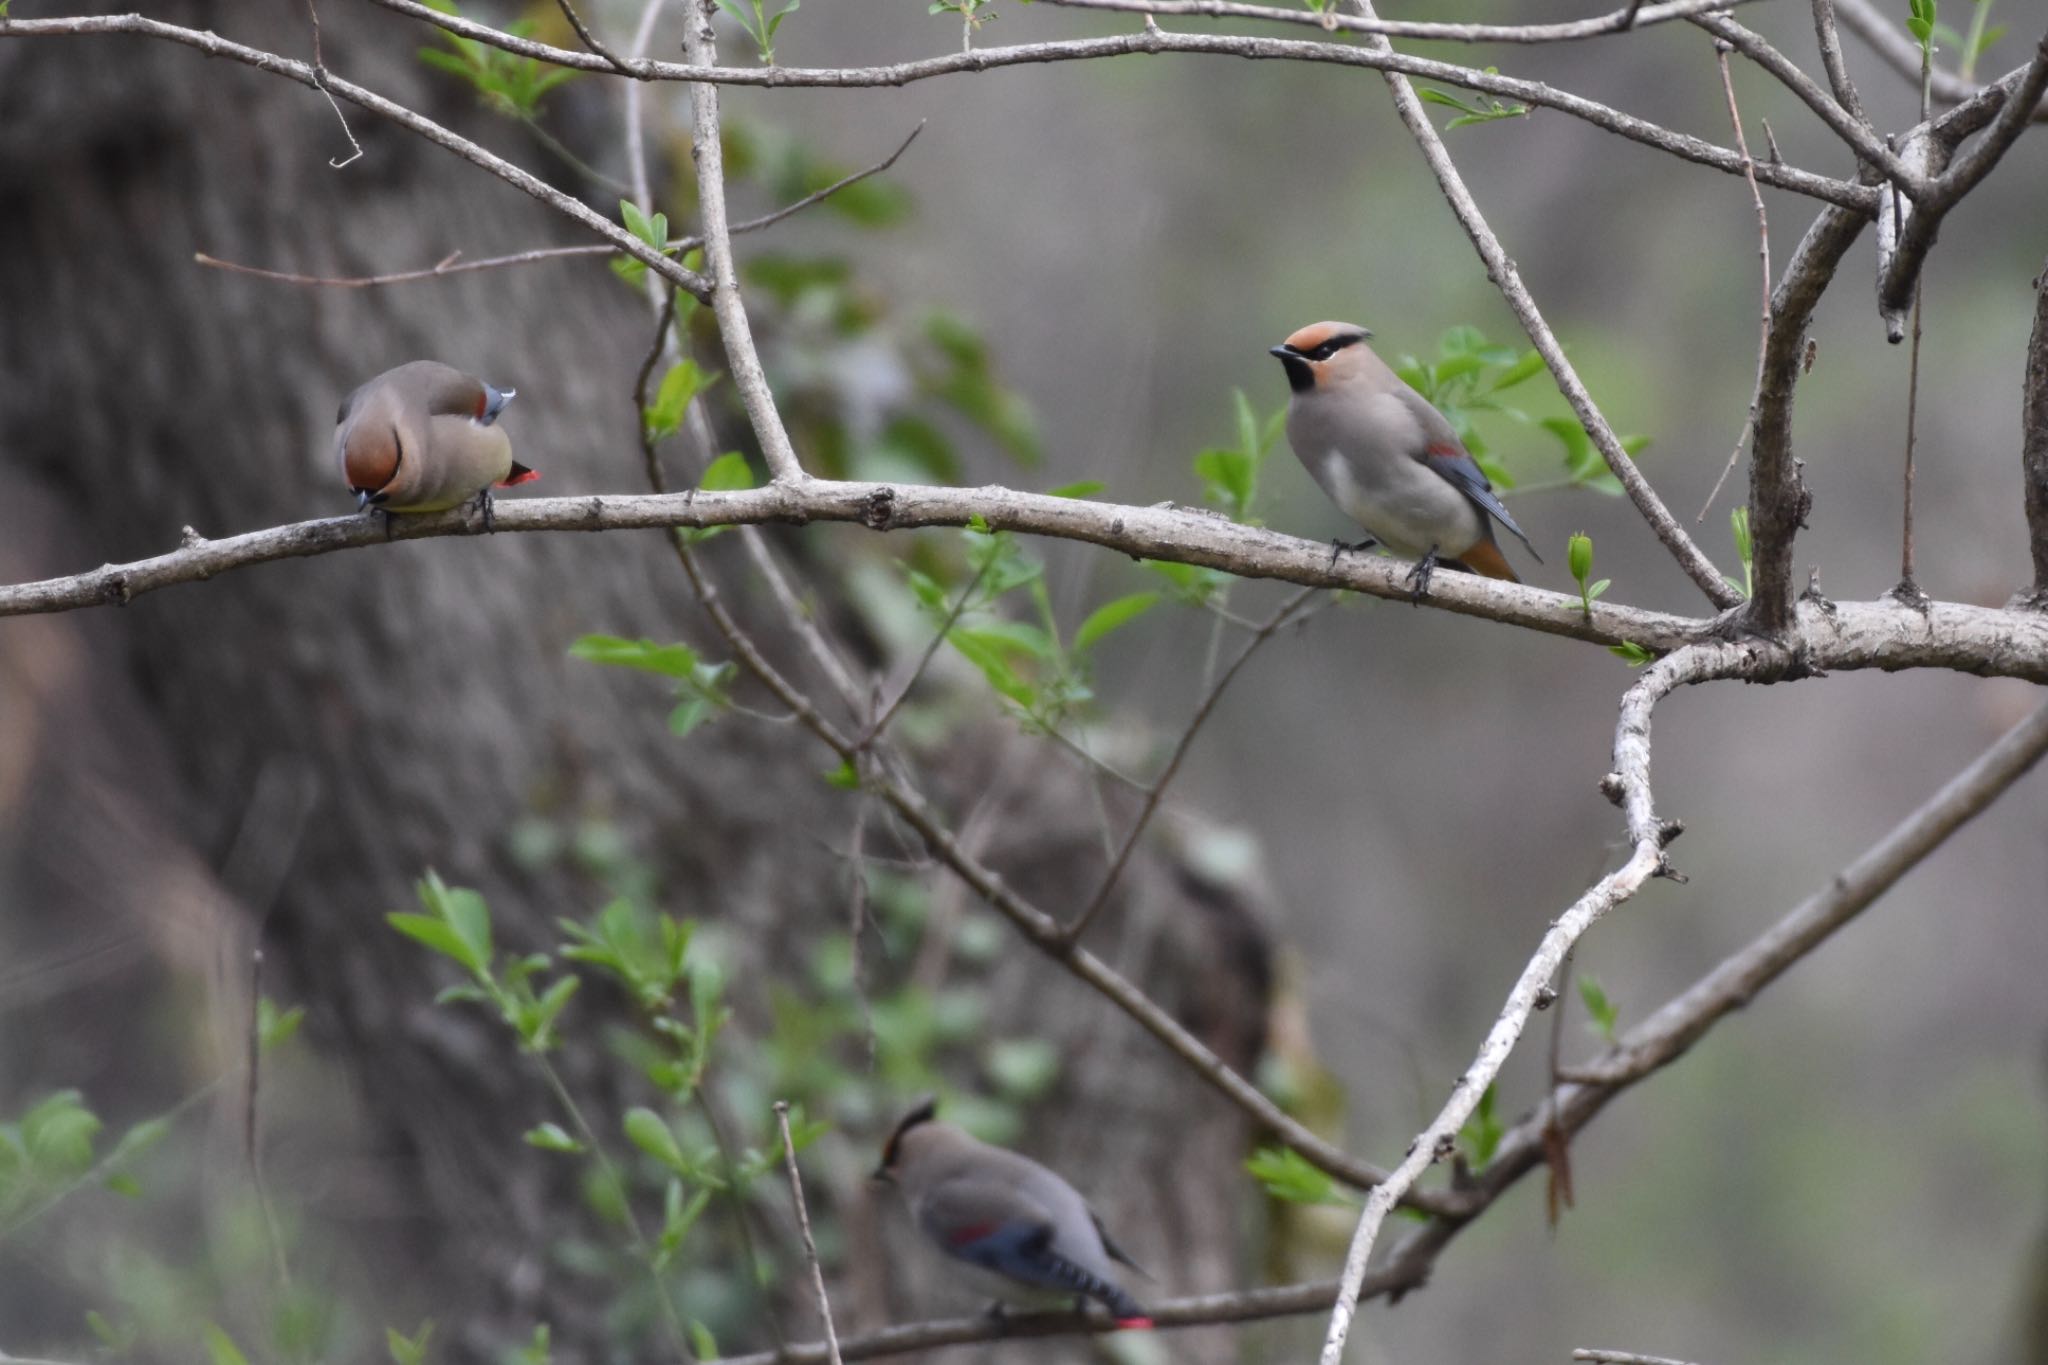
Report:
1326,536,1378,570
1405,547,1440,604
471,487,497,533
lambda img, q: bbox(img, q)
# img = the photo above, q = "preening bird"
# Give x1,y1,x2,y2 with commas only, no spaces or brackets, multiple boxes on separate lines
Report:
874,1099,1153,1329
334,361,535,523
1270,321,1538,594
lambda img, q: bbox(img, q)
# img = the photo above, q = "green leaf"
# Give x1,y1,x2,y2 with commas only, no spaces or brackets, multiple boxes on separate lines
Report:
822,758,860,790
104,1173,141,1198
1048,479,1106,499
983,1038,1061,1101
106,1116,171,1169
525,1123,586,1154
1245,1145,1351,1206
257,998,304,1052
1609,640,1656,667
698,450,756,491
386,1321,435,1365
1074,592,1159,653
689,1322,720,1361
1489,348,1548,391
644,360,719,440
204,1325,252,1365
1566,531,1594,587
624,1108,688,1174
1460,1083,1503,1167
22,1091,101,1175
1578,974,1620,1042
389,913,474,972
1193,448,1255,520
571,635,701,680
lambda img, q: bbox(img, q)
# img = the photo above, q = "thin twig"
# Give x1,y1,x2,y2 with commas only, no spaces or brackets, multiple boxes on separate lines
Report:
1573,1351,1704,1365
1691,13,1912,184
1809,0,1867,124
303,0,364,168
2021,257,2048,602
861,551,994,748
554,0,629,71
1833,0,2048,119
1696,39,1774,522
194,121,925,288
1900,280,1925,597
773,1102,844,1365
1061,585,1320,944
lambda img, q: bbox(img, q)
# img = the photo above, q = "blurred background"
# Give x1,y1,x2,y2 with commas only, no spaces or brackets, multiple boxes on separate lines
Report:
2,0,2045,1362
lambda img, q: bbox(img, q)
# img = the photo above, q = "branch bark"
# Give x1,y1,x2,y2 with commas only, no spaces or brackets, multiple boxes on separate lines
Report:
1038,0,1752,43
2026,258,2048,601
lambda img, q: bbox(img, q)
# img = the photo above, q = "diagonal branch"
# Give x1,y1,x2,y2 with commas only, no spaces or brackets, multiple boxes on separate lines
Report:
1038,0,1752,43
1809,0,1868,125
1340,0,1743,607
2024,257,2048,603
1692,14,1914,184
1833,0,2048,119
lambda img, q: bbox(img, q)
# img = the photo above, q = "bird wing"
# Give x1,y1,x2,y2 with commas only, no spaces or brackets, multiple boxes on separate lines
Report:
920,1175,1149,1321
1395,389,1540,559
1090,1208,1152,1280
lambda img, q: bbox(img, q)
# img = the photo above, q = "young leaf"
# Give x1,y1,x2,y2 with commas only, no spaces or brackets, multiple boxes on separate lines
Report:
624,1107,688,1174
204,1325,252,1365
1245,1145,1352,1206
525,1123,586,1154
1074,592,1160,653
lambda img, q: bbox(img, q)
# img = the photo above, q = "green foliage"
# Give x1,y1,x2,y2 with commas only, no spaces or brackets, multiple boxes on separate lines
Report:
385,1321,434,1365
1193,388,1288,523
1417,72,1530,130
1727,506,1754,601
389,872,581,1053
612,200,671,287
1246,1145,1353,1206
1459,1083,1504,1168
1579,975,1621,1043
714,0,801,65
1934,0,2004,80
509,1323,553,1365
1565,531,1609,616
1608,640,1656,667
203,1323,252,1365
570,635,738,738
930,0,998,34
414,0,579,118
1906,0,1938,58
644,359,721,441
921,313,1041,466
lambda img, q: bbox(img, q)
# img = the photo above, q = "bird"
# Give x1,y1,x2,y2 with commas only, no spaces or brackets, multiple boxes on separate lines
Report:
873,1099,1154,1329
1269,320,1538,597
333,361,535,527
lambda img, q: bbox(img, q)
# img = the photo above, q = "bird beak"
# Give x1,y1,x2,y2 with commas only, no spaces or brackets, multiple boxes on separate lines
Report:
1268,344,1298,360
356,489,372,511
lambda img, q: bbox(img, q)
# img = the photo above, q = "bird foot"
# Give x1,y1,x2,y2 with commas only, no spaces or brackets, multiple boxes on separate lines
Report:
982,1303,1013,1334
1326,536,1379,570
470,487,497,533
1405,547,1441,604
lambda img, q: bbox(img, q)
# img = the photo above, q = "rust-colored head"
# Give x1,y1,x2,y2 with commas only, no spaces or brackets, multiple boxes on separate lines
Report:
1269,320,1373,393
338,412,403,503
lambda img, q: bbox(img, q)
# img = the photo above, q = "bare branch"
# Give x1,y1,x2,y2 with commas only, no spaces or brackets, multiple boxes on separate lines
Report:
1039,0,1751,43
2024,258,2048,602
1834,0,2048,119
0,13,710,301
1336,0,1743,606
192,126,924,288
1747,201,1868,632
1318,639,1741,1365
1695,40,1774,522
1062,585,1319,944
773,1102,844,1365
302,0,364,168
1692,14,1915,184
1574,1351,1704,1365
1809,0,1868,124
683,5,805,484
553,0,630,72
347,0,1871,208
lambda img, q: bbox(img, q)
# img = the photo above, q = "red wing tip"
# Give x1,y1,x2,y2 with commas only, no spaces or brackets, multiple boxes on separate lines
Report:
1114,1317,1154,1331
498,468,541,487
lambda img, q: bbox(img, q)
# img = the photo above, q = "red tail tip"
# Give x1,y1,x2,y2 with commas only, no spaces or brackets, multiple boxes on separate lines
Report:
498,467,541,487
1114,1317,1154,1331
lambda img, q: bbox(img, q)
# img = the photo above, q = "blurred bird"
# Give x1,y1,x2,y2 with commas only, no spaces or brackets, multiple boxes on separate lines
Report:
334,361,535,524
874,1099,1153,1328
1270,320,1537,595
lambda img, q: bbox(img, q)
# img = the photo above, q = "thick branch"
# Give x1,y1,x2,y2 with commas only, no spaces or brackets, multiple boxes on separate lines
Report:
2027,260,2048,599
1694,14,1912,184
346,0,1871,208
1746,202,1867,632
1342,0,1743,606
4,488,2047,678
1039,0,1750,43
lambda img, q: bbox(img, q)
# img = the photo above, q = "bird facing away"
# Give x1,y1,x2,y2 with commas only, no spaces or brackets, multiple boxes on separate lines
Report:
874,1100,1153,1329
334,361,535,522
1270,321,1538,594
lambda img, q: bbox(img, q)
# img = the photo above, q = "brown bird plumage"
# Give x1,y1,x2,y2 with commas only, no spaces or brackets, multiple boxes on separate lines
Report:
334,361,533,517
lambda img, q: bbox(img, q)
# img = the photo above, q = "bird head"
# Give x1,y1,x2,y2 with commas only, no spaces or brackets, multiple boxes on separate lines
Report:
1269,320,1373,393
872,1095,940,1182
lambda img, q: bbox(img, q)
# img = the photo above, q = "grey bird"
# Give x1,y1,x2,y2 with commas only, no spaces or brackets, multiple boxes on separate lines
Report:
873,1099,1153,1328
1270,320,1538,594
334,361,534,523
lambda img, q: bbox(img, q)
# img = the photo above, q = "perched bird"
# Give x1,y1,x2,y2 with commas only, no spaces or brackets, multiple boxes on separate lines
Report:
874,1099,1153,1328
334,361,535,524
1270,321,1538,595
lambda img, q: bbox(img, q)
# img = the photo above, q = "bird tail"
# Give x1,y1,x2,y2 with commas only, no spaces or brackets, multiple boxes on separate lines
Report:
1032,1245,1150,1327
498,462,540,488
1452,537,1519,582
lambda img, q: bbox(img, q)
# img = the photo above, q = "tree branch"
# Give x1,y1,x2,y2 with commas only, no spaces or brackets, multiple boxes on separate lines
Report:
1339,0,1744,607
2025,258,2048,602
1692,13,1914,185
1574,1351,1704,1365
1809,0,1868,125
348,0,1872,209
1038,0,1752,44
1746,201,1868,632
1833,0,2048,120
